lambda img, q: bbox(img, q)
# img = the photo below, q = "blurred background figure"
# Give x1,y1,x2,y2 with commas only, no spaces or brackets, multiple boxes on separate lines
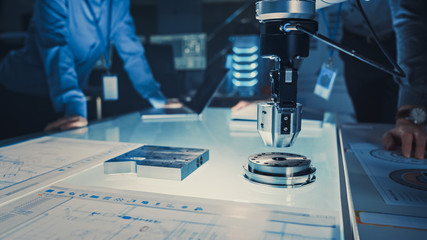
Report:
0,0,168,140
340,0,398,123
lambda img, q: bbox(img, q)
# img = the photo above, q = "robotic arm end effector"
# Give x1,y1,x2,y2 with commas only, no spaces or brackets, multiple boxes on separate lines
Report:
257,102,302,148
255,0,320,148
255,0,347,147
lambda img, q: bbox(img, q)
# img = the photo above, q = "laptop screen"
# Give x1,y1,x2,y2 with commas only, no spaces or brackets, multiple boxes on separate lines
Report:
186,56,228,114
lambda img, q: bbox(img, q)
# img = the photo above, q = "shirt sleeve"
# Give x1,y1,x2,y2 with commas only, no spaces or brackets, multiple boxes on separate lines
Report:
33,0,87,118
389,0,427,108
110,0,166,106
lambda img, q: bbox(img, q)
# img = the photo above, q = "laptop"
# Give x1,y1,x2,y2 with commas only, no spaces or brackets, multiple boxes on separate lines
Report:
140,56,227,121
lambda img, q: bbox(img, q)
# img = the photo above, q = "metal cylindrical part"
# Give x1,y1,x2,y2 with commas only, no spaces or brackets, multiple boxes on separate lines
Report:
248,152,311,175
256,0,316,21
243,164,316,187
243,152,316,187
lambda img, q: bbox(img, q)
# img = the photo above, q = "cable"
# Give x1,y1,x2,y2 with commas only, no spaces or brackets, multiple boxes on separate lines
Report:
355,0,405,81
293,25,405,78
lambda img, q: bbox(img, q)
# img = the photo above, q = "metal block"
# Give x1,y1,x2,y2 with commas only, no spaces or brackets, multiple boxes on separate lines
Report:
104,145,209,181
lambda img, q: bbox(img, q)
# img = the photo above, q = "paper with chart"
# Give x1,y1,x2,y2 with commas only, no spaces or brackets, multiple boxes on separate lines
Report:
0,184,342,239
350,143,427,207
0,137,140,204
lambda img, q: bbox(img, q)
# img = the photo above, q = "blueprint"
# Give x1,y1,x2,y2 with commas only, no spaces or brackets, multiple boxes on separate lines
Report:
0,184,341,240
0,137,140,205
350,143,427,207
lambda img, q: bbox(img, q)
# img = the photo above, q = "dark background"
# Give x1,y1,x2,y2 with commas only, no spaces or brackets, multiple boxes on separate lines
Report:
0,0,257,60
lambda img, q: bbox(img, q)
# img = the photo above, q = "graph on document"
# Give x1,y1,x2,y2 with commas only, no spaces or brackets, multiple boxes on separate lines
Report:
0,185,341,239
351,143,427,207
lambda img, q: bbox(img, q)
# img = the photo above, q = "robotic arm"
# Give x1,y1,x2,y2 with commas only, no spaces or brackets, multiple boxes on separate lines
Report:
255,0,347,147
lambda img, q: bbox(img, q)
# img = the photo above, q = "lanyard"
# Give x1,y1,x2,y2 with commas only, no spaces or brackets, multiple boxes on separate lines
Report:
84,0,113,72
319,3,342,58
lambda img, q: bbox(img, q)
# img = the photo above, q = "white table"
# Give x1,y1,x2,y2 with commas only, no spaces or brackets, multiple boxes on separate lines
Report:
0,108,350,239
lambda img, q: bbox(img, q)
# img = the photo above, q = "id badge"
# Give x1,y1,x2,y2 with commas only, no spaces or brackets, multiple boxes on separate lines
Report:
103,74,119,101
314,63,338,100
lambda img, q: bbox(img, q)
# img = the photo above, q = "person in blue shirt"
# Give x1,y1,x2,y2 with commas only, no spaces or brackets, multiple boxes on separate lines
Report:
0,0,169,139
339,0,426,159
382,0,427,160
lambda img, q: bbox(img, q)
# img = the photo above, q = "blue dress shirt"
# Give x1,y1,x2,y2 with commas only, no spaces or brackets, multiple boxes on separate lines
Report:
389,0,427,108
0,0,166,118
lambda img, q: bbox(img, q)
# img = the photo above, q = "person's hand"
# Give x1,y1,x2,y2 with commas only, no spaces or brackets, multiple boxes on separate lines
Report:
162,98,183,109
44,116,88,131
231,101,251,112
231,100,267,112
382,118,427,160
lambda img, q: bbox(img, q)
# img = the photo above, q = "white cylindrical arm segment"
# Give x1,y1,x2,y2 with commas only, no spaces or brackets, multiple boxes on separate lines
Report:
316,0,348,10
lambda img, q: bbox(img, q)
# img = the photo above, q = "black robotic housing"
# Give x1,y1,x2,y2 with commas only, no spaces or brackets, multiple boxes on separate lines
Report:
260,19,318,67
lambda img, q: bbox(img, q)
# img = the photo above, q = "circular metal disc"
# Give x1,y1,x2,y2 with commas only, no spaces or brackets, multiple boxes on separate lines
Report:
243,164,316,188
248,152,311,175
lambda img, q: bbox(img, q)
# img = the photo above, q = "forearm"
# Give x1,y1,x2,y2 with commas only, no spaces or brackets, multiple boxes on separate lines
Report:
34,0,87,117
389,0,427,108
111,0,165,104
398,86,427,109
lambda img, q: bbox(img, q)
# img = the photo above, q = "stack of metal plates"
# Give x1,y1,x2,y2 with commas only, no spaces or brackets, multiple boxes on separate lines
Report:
243,152,316,188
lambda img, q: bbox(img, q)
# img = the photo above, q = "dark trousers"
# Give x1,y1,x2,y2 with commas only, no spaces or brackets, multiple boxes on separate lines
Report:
340,30,398,124
0,85,61,140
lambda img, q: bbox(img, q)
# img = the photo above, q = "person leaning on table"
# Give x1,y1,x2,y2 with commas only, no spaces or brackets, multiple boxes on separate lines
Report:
0,0,171,140
339,0,427,159
382,0,427,160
